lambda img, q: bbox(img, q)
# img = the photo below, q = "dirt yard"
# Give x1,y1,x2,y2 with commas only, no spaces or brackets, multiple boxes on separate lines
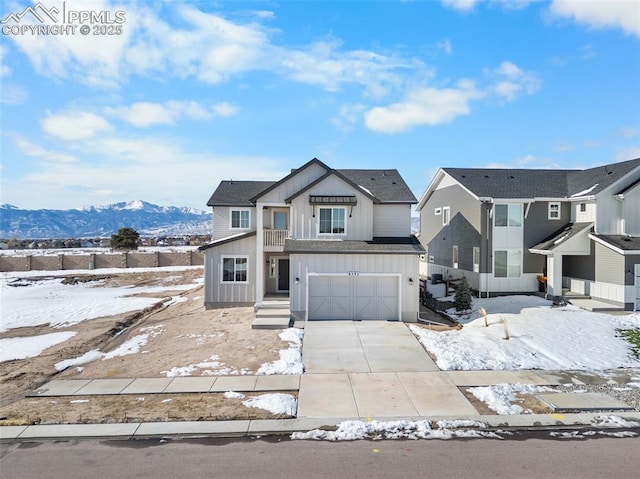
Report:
0,268,295,425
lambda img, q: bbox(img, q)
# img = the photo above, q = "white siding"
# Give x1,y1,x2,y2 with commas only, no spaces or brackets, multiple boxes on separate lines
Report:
258,163,328,203
212,206,256,241
289,175,375,240
573,201,596,223
373,204,412,236
203,235,256,305
289,253,419,322
623,186,640,235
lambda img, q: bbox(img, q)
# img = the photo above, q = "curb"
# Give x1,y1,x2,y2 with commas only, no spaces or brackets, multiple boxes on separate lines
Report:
3,412,640,442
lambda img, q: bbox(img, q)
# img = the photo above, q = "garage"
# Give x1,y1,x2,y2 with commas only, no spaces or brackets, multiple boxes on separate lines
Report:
307,274,400,320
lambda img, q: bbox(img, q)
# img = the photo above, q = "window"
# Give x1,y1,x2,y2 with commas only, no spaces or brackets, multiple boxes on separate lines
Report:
274,211,288,230
494,250,521,278
494,204,522,227
473,247,480,273
269,257,276,278
580,203,586,213
452,245,459,269
442,206,450,226
548,202,561,220
429,255,435,263
318,207,346,234
434,207,442,216
222,256,248,283
230,210,250,229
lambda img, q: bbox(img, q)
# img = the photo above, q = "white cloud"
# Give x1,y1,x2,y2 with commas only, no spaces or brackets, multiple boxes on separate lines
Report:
548,0,640,38
41,111,112,141
6,3,420,97
435,38,453,55
364,80,484,133
617,146,640,162
487,61,541,101
0,84,27,104
104,100,238,127
212,102,239,117
441,0,478,12
331,103,366,132
0,45,11,77
12,136,77,163
7,134,287,209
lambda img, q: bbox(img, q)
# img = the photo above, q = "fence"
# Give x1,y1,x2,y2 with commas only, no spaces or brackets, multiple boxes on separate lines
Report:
0,251,204,272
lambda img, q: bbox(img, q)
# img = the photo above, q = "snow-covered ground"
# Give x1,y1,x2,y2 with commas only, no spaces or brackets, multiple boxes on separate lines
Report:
0,246,198,256
0,267,204,362
257,328,304,375
410,296,640,371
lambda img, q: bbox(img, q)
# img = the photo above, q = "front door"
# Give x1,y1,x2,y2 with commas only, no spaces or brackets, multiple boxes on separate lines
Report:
278,259,290,292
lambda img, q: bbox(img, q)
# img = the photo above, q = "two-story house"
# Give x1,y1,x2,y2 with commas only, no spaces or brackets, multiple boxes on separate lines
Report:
200,158,424,321
417,158,640,311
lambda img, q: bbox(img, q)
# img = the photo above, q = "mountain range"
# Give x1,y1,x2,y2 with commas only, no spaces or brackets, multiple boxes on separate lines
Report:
0,201,211,239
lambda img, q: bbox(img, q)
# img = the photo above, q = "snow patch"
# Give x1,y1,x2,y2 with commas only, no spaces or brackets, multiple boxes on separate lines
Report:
467,384,553,415
257,328,304,375
242,393,297,416
224,391,245,399
0,332,77,362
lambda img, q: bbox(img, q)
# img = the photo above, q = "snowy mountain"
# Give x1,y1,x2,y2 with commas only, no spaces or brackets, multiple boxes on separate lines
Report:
0,201,211,239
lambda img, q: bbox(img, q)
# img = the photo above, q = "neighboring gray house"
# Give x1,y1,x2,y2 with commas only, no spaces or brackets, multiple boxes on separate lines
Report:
200,158,424,321
416,158,640,311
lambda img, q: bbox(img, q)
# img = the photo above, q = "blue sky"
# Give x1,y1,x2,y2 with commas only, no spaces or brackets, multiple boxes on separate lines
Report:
1,0,639,211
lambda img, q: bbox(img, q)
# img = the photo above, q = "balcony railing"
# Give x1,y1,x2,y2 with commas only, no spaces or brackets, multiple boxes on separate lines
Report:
264,229,290,252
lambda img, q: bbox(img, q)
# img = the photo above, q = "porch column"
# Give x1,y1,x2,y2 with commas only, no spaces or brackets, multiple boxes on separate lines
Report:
547,253,563,297
256,203,264,307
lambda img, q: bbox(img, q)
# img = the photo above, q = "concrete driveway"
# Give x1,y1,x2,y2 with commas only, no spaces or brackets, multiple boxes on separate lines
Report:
298,320,481,419
301,320,439,373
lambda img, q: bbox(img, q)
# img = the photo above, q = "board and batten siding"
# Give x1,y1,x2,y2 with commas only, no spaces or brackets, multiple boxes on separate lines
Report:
203,235,256,306
289,253,419,322
257,162,328,204
623,185,640,235
212,206,256,241
373,204,412,237
289,175,375,240
595,242,624,285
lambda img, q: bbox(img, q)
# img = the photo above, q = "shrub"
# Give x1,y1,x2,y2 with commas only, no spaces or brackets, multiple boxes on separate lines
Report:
454,276,473,312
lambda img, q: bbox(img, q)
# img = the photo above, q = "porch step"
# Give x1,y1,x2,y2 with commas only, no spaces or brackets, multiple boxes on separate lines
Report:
260,301,291,309
255,308,291,317
252,316,292,330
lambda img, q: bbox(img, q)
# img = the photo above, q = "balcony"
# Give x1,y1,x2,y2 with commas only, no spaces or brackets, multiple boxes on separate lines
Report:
264,229,290,252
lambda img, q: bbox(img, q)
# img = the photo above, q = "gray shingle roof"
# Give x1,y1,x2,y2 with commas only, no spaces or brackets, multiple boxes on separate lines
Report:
207,181,276,207
530,223,593,252
198,231,256,251
592,234,640,252
284,236,425,254
206,158,417,206
443,158,639,199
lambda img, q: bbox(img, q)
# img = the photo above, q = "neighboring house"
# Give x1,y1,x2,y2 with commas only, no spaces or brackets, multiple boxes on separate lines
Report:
416,158,640,311
200,158,424,321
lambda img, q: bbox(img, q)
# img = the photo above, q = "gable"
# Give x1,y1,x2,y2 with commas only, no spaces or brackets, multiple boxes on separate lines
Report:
251,158,330,204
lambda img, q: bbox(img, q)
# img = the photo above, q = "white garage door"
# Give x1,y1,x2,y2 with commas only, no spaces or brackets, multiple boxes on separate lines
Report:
308,275,399,320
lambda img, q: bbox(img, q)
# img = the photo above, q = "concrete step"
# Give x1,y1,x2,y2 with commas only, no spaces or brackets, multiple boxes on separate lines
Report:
260,301,291,309
252,316,292,330
256,308,291,317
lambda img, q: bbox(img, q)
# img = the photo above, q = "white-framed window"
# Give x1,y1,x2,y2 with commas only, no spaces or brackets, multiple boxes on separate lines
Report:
230,209,250,229
494,204,522,227
318,207,346,235
428,255,435,263
548,202,561,220
494,250,522,278
442,206,450,226
473,247,480,273
452,245,459,269
221,256,248,283
434,207,442,216
579,203,587,213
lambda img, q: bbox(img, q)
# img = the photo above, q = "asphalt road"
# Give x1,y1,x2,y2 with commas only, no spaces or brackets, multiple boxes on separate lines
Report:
1,432,639,479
